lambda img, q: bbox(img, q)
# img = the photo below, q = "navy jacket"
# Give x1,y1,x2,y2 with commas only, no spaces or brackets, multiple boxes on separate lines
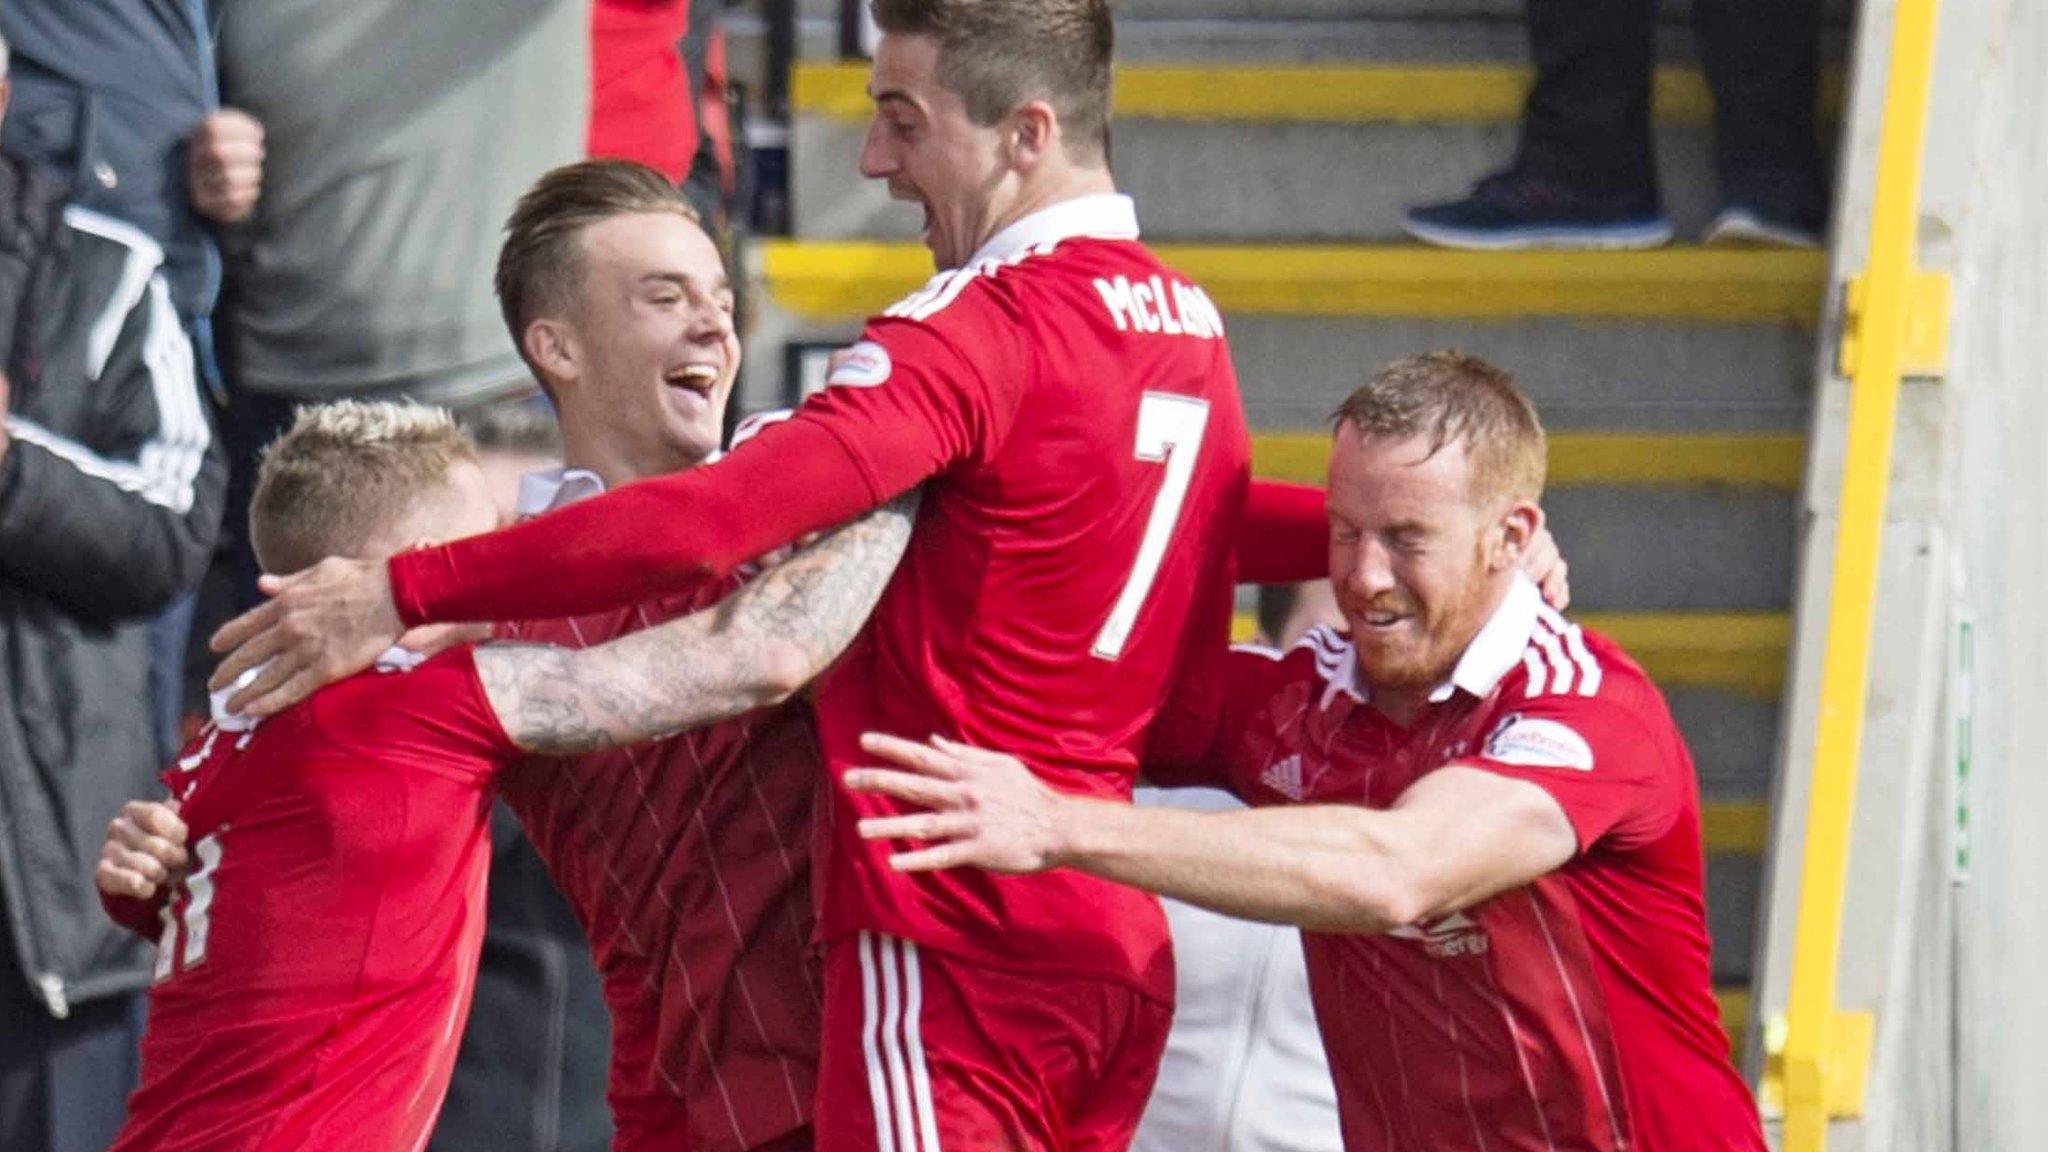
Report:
0,0,219,325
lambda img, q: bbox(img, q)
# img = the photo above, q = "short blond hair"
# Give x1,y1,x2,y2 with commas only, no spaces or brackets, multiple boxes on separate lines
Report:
251,401,478,575
1331,351,1547,507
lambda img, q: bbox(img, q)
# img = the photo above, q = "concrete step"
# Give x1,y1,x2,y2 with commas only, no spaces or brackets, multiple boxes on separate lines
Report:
791,0,1850,25
1709,855,1762,985
744,243,1821,427
790,63,1841,241
758,241,1826,322
1250,430,1805,487
1252,430,1802,610
739,13,1816,72
742,310,1815,433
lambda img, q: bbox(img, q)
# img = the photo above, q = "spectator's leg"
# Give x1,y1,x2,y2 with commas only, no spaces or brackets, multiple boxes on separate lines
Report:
44,995,144,1152
0,939,142,1152
1697,0,1830,239
1514,0,1659,197
1402,0,1667,249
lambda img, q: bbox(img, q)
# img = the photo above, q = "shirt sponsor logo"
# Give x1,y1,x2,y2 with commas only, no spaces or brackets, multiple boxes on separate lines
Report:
1387,911,1490,958
827,341,893,388
1483,714,1595,771
1093,275,1226,339
1259,752,1306,801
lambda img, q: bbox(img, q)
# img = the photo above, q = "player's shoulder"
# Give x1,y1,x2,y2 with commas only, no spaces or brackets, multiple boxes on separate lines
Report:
861,234,1138,346
306,647,494,741
1236,623,1366,710
1484,605,1680,757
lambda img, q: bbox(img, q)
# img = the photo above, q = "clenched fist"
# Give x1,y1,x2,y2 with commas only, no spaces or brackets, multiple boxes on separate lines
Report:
188,108,265,224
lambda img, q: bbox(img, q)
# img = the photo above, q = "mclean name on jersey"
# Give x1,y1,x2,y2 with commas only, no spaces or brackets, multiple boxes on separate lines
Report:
1093,274,1226,339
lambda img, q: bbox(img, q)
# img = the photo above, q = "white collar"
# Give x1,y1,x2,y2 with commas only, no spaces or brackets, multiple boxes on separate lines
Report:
1426,574,1543,704
515,466,607,517
965,193,1141,266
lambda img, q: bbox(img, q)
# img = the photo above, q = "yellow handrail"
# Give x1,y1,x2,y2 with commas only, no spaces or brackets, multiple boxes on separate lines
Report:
1780,0,1944,1146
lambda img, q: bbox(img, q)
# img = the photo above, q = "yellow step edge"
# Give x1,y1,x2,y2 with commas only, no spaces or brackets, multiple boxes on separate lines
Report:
1578,611,1789,697
759,241,1827,324
1252,431,1807,489
1720,987,1752,1053
1231,610,1788,698
793,62,1844,126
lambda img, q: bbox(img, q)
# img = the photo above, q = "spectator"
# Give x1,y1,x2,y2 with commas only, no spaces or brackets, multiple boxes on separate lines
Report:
1403,0,1828,249
0,28,224,1152
208,0,587,603
0,0,248,761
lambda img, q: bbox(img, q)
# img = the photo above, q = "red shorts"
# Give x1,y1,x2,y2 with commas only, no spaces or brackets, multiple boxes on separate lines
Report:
816,932,1172,1152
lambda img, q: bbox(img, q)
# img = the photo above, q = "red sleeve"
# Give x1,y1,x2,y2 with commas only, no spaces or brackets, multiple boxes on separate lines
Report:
99,890,163,941
1143,643,1288,792
390,318,1017,627
1462,695,1682,853
391,418,878,625
1236,479,1327,585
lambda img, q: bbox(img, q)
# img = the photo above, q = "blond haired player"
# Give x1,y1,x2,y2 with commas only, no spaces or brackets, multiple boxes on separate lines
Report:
100,402,909,1152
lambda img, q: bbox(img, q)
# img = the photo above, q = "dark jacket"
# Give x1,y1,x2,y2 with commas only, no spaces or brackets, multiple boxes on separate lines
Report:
0,0,220,325
0,152,225,1017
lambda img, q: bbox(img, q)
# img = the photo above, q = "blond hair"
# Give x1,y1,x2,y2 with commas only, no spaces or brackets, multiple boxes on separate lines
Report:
250,401,478,575
870,0,1114,163
1331,351,1547,507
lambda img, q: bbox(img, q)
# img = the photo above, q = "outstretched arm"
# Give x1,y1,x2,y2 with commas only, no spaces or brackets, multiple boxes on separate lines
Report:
476,490,918,755
846,734,1575,934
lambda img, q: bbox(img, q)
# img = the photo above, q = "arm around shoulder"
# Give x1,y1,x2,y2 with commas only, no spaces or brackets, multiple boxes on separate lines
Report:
478,489,919,755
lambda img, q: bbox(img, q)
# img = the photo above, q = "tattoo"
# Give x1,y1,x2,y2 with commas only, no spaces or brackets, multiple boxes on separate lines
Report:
476,490,919,755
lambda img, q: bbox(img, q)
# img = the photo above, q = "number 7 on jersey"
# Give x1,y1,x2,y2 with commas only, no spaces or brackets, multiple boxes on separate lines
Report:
1094,392,1210,660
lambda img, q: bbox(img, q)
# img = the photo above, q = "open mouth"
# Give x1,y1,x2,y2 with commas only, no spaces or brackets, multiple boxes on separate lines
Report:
1362,609,1408,630
663,363,721,399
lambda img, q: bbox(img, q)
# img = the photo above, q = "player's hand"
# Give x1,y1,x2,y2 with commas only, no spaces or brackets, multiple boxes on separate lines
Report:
208,555,404,717
187,108,265,224
1522,526,1570,611
395,621,495,660
846,733,1067,874
95,800,189,901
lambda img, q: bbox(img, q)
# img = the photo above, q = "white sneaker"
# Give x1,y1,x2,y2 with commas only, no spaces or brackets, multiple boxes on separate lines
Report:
1704,207,1823,249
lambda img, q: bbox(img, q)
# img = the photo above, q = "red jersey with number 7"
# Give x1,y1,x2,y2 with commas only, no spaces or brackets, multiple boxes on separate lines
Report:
804,194,1251,999
106,649,520,1152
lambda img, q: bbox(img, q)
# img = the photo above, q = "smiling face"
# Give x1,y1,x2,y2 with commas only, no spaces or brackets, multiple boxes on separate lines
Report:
553,211,739,472
1326,423,1539,716
859,33,1014,271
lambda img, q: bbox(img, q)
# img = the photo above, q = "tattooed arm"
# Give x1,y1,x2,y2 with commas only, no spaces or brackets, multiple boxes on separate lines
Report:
475,490,918,755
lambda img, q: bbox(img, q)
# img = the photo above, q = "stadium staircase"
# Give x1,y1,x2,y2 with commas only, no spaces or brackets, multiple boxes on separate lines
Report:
737,0,1853,1081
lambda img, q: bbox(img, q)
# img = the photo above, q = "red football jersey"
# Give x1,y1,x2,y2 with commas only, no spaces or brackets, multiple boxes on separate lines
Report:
498,589,821,1152
108,649,518,1152
392,194,1253,1000
1153,578,1765,1152
804,196,1251,997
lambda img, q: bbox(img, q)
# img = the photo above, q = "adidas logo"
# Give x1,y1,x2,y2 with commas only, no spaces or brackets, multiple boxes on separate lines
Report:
1388,912,1490,959
1259,753,1306,801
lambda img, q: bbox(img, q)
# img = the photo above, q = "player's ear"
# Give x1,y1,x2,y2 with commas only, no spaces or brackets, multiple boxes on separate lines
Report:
524,318,578,388
1007,99,1058,172
1493,500,1543,574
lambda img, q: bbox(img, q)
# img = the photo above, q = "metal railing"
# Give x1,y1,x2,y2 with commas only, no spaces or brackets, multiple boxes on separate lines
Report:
1777,0,1948,1145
